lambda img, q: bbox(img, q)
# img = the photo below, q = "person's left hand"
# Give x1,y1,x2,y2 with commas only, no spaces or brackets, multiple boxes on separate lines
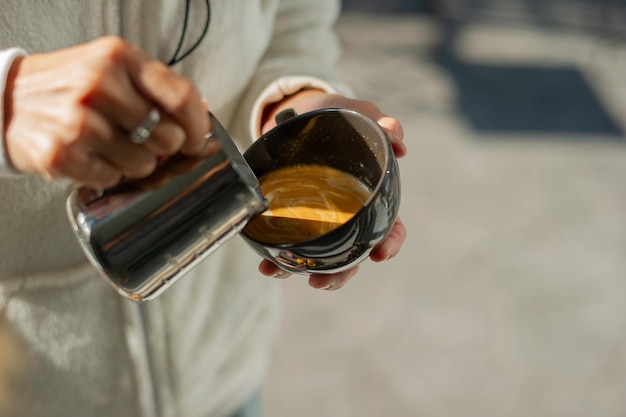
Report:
257,89,408,291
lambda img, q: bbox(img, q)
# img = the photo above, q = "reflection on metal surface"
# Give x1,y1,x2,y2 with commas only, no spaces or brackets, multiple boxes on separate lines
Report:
66,114,267,301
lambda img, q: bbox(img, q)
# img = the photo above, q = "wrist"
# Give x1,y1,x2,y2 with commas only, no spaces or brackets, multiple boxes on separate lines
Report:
3,56,23,140
0,48,28,176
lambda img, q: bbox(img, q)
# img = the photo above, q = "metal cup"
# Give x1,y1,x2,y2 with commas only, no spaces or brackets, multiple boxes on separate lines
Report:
66,113,267,302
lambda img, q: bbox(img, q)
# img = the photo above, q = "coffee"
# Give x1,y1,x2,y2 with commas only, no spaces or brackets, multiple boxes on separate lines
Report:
244,165,371,244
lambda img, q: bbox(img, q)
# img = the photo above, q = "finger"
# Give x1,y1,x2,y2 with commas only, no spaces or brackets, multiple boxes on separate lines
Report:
69,156,122,189
309,266,360,291
125,132,222,190
80,40,192,155
51,146,122,189
156,136,222,174
348,99,407,158
88,130,157,180
377,115,407,158
259,260,292,279
126,168,175,190
369,218,406,263
139,113,186,156
85,66,153,133
120,45,210,154
37,110,123,188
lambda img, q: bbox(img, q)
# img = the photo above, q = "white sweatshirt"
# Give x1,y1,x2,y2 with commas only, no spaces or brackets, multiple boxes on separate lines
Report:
0,1,347,416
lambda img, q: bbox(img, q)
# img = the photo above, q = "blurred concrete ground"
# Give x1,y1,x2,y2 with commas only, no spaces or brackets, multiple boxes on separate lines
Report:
263,8,626,417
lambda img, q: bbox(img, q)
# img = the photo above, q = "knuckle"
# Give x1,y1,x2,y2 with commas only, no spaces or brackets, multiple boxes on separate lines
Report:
42,146,85,184
170,82,199,113
83,68,110,94
96,36,128,62
160,138,182,155
43,145,69,174
74,65,114,103
158,124,186,154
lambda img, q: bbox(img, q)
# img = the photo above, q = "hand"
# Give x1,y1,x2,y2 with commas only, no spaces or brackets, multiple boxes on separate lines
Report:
2,37,212,188
258,90,408,290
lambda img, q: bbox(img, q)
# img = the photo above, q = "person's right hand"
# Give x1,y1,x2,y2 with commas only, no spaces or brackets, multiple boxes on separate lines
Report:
2,36,212,188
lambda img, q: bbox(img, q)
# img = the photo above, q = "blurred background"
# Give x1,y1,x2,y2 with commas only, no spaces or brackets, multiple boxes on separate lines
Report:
264,1,626,416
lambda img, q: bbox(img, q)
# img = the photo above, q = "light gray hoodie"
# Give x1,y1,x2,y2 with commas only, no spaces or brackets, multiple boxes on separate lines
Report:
0,1,346,416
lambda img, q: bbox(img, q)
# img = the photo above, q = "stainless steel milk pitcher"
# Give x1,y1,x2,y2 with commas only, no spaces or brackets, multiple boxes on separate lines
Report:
66,113,267,301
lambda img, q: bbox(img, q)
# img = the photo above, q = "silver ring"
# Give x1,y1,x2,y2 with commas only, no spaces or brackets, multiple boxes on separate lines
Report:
130,108,160,144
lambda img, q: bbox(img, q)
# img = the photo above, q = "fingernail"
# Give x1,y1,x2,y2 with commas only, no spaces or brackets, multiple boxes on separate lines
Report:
272,269,291,279
320,279,340,291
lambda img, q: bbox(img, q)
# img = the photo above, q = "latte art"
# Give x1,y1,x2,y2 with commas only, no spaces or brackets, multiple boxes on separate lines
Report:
244,165,372,244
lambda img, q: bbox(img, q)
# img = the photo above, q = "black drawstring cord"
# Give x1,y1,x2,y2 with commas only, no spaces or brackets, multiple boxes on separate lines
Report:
167,0,211,66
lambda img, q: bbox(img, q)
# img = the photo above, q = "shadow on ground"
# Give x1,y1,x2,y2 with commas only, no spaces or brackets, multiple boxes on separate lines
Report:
431,20,624,138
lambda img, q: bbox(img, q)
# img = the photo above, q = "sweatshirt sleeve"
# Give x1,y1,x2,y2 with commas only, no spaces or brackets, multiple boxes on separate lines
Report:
229,0,354,143
0,47,28,177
